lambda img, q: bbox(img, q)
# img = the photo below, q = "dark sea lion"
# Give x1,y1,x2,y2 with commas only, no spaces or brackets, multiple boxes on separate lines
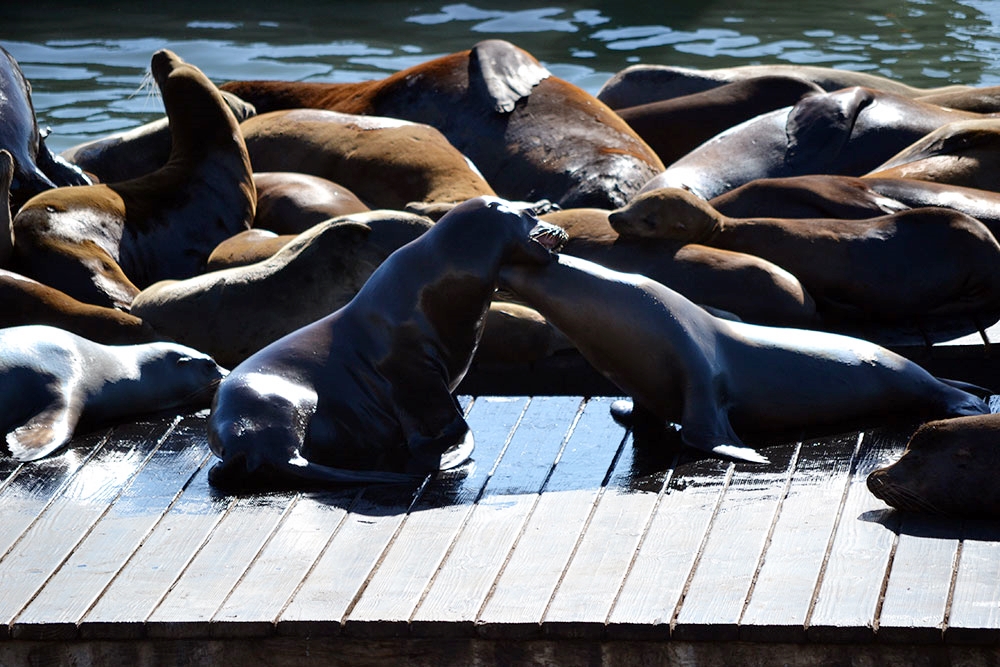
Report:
611,188,1000,321
133,211,433,368
1,324,227,462
614,75,823,166
499,253,989,464
538,207,817,327
0,149,16,265
239,108,495,211
867,413,1000,518
596,63,970,109
0,46,90,212
206,196,568,490
864,118,1000,193
59,90,257,183
221,39,664,209
253,171,369,235
641,86,981,200
709,174,910,220
10,49,255,309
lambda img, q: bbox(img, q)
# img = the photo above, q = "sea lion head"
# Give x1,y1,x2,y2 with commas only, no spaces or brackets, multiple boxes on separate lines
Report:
609,187,719,242
137,341,229,409
440,196,567,267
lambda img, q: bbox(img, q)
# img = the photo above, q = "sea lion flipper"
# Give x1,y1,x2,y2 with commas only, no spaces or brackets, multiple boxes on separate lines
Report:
679,396,769,464
785,87,873,170
469,39,551,113
7,402,79,462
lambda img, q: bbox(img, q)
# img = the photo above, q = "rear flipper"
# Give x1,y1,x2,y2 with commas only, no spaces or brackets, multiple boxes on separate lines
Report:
7,400,80,462
208,450,422,493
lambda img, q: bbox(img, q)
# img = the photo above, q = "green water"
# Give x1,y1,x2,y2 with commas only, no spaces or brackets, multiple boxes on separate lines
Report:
4,0,1000,153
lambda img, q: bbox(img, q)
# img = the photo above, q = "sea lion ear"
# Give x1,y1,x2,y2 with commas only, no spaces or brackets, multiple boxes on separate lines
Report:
469,39,550,113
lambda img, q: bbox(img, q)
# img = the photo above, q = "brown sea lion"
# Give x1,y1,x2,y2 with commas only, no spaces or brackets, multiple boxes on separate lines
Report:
867,413,1000,518
239,108,495,211
641,86,981,200
205,196,568,490
10,49,255,309
499,253,989,464
916,86,1000,114
864,118,1000,193
0,46,90,212
0,325,226,462
59,90,257,183
252,171,369,235
614,75,823,166
538,207,817,327
132,211,434,368
610,188,1000,321
596,63,970,109
221,39,664,209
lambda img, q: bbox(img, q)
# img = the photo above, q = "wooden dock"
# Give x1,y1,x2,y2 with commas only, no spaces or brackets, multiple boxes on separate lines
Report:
2,320,1000,666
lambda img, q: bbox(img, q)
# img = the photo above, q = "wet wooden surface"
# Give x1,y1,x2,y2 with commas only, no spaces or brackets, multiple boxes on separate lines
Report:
2,321,1000,665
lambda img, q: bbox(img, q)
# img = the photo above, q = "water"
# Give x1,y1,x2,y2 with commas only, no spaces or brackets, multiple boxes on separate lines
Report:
5,0,1000,154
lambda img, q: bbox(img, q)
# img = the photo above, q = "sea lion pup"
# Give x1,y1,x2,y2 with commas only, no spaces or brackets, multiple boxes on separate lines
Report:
499,254,989,464
867,413,1000,518
132,211,434,368
221,39,664,209
206,196,568,490
10,49,255,309
613,75,823,166
59,91,257,183
538,207,817,327
239,108,495,211
864,118,1000,193
610,188,1000,322
0,324,227,462
640,86,981,200
0,46,90,212
0,269,161,345
252,172,369,235
596,62,970,109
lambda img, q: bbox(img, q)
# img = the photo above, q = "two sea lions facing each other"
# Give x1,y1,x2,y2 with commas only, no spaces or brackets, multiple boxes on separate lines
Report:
0,324,227,462
10,48,255,309
499,253,989,465
610,187,1000,322
205,197,568,490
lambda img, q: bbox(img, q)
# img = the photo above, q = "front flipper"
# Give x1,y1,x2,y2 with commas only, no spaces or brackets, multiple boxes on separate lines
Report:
7,399,81,462
680,386,769,464
469,39,551,113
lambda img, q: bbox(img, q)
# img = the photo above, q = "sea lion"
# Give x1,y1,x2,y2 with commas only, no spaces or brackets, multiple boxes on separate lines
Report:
538,207,817,327
0,46,90,212
0,324,227,462
0,149,16,265
205,196,568,490
915,86,1000,114
596,63,970,109
132,211,433,368
59,90,257,184
221,39,664,209
864,118,1000,193
614,75,823,166
10,49,255,309
867,413,1000,518
641,86,981,200
239,108,495,211
610,187,1000,321
499,253,989,464
252,171,369,235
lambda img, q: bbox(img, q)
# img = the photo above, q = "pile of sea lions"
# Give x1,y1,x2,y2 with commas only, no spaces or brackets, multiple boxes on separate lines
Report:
3,39,1000,517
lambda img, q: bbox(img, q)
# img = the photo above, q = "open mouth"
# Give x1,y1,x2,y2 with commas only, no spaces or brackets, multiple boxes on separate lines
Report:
529,221,568,252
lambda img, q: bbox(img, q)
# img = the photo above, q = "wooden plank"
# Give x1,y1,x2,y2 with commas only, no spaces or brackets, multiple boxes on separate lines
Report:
605,453,733,639
671,441,799,641
410,397,622,635
344,396,583,637
541,416,671,639
806,426,909,643
277,397,527,637
209,488,362,636
13,416,207,640
878,515,960,643
79,453,232,639
0,419,171,632
738,432,862,642
946,520,1000,644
